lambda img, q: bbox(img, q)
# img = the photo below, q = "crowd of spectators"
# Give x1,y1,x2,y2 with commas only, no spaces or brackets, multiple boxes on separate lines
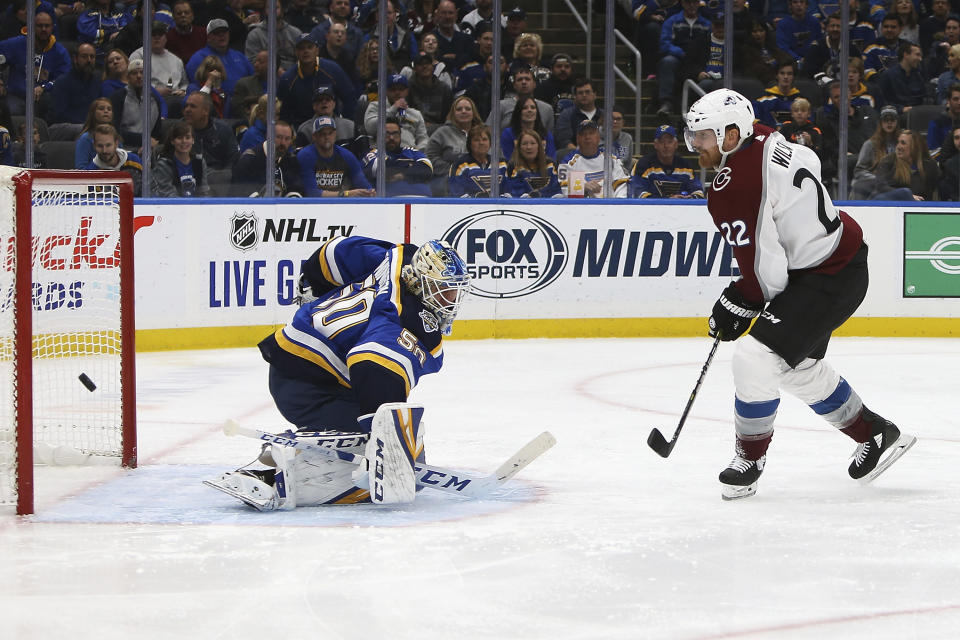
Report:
2,0,960,201
633,0,960,200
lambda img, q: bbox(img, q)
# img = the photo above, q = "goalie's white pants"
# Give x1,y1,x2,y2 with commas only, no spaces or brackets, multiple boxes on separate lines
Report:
243,407,425,509
731,336,863,438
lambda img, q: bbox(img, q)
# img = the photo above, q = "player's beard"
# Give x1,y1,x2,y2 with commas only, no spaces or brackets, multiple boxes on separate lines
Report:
698,146,722,170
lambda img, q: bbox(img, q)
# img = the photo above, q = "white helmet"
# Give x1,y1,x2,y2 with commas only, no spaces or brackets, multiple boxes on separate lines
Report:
683,88,755,162
402,240,471,336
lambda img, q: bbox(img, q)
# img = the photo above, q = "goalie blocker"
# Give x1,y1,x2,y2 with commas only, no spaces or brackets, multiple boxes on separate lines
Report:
206,403,425,509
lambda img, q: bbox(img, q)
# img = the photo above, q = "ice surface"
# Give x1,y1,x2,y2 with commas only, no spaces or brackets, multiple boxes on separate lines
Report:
2,338,959,639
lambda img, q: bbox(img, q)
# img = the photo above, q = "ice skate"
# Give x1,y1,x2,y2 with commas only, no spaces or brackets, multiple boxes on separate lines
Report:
204,469,279,511
719,454,765,500
848,408,917,484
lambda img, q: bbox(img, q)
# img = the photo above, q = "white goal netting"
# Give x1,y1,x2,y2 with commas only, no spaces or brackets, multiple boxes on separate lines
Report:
0,167,132,511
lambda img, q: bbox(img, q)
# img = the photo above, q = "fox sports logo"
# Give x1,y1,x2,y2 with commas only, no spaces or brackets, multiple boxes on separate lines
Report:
442,210,568,299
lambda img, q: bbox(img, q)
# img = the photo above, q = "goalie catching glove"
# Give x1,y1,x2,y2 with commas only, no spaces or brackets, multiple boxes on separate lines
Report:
709,283,763,342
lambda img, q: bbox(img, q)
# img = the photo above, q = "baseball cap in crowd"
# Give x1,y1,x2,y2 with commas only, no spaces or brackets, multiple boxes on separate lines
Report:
388,73,408,87
128,58,144,72
577,119,599,134
313,116,336,132
880,105,899,120
151,20,169,36
414,51,434,65
313,84,335,100
295,33,317,47
206,18,229,33
654,124,677,140
550,53,572,66
508,7,526,20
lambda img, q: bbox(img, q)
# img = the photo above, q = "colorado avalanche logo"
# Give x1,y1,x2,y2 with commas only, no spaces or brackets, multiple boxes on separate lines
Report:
712,167,733,191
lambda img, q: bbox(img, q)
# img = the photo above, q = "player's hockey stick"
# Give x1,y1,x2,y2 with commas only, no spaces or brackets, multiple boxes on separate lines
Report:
647,335,721,458
223,421,556,498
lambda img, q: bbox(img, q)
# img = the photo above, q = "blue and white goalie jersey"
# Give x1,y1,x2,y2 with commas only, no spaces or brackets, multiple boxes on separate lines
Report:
258,236,445,415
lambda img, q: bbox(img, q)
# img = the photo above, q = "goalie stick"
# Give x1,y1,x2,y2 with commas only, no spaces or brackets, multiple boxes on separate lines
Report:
222,420,556,499
647,335,721,458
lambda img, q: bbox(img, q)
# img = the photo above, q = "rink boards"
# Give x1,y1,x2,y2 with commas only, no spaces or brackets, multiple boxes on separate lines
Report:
126,199,960,349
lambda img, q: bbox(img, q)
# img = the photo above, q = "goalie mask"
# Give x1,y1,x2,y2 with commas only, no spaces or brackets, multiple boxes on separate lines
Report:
402,240,471,336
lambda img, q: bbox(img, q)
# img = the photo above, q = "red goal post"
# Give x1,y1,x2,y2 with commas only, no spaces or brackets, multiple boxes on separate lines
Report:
0,168,137,516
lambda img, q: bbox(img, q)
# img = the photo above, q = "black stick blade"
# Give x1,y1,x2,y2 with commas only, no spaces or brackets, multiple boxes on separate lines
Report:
647,428,674,458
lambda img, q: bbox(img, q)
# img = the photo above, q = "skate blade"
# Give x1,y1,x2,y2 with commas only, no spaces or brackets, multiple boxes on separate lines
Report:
203,479,277,511
858,434,918,485
721,482,758,501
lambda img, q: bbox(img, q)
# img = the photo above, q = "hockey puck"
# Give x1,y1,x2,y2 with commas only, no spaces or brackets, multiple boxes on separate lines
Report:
79,373,97,392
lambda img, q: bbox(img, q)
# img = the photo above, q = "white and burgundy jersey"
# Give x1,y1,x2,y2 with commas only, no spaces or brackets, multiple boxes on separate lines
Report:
706,124,863,304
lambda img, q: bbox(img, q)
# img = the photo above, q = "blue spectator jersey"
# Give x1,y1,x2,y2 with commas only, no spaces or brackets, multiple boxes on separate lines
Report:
447,152,508,197
361,146,434,197
257,236,445,418
503,161,561,198
76,5,131,60
0,34,70,98
500,127,557,161
277,58,357,129
754,85,803,127
659,12,711,57
239,119,267,154
185,45,254,95
849,18,876,52
863,38,907,81
927,111,960,156
629,152,704,198
775,14,822,60
296,143,372,196
632,0,682,23
851,82,876,109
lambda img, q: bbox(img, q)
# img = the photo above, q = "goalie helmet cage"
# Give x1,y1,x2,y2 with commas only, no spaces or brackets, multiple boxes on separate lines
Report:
0,168,136,516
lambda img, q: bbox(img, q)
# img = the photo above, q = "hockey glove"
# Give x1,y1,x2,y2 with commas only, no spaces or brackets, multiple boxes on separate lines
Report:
709,283,763,341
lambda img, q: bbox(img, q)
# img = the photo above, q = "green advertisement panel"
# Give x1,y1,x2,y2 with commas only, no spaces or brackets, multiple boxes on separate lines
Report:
903,212,960,298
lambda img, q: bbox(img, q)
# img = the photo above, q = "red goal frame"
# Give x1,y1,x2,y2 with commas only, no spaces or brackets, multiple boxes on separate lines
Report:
10,170,137,515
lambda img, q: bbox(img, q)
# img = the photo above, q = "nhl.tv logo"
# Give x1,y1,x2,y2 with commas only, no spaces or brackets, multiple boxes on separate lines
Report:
442,210,568,299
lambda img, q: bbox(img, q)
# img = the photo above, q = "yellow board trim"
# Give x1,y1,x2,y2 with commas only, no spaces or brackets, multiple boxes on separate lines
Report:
133,317,960,351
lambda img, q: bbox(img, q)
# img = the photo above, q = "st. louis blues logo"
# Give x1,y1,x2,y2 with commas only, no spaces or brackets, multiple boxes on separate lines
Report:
230,212,259,251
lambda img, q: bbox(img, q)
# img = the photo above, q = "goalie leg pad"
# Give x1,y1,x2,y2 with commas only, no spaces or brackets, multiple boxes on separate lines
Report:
366,403,423,504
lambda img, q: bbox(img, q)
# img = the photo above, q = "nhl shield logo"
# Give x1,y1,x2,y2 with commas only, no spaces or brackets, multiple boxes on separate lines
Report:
230,212,259,251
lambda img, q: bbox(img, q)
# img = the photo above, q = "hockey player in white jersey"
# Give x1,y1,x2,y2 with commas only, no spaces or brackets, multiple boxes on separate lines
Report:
206,236,471,509
683,88,916,500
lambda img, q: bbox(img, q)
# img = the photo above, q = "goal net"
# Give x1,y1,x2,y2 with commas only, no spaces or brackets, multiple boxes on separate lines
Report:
0,168,136,515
